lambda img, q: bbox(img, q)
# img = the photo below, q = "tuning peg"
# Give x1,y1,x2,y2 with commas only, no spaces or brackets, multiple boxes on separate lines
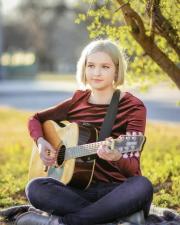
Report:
123,153,128,158
132,136,136,140
126,136,130,140
130,152,133,157
134,152,140,157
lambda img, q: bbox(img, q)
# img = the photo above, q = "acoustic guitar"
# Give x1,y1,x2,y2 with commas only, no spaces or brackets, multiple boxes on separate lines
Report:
28,120,146,189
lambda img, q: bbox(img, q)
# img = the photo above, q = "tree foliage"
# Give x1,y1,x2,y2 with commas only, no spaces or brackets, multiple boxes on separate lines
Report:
76,0,180,88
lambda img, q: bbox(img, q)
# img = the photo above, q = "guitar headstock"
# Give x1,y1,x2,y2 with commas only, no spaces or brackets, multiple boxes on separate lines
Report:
106,135,146,154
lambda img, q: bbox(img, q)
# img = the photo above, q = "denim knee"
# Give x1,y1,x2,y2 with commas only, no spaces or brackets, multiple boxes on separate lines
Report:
26,177,54,206
25,178,44,204
26,177,64,205
137,176,153,197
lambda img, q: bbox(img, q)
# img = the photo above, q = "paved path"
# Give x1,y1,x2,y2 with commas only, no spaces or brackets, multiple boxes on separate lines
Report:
0,80,180,123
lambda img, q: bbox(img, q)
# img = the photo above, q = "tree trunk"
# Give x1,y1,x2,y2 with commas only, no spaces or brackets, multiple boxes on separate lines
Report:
115,0,180,89
135,35,180,89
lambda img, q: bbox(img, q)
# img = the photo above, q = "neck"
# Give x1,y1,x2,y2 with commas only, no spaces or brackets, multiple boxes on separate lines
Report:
89,87,116,104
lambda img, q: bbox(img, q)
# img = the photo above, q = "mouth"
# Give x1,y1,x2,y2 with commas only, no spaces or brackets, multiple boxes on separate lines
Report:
92,79,103,82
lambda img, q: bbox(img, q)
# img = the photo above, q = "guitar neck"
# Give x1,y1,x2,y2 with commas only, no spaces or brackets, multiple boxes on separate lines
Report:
65,141,104,160
64,135,144,160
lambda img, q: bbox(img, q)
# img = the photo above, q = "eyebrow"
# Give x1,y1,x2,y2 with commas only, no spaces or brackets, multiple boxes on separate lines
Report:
87,61,112,65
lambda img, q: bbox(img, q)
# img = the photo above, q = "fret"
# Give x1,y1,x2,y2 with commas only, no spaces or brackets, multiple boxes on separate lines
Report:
65,141,104,160
64,135,144,160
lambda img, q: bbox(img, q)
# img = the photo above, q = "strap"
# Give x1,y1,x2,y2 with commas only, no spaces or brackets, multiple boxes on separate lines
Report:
98,89,120,141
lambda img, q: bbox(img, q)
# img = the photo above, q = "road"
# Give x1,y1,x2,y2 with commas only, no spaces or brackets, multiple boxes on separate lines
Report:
0,80,180,123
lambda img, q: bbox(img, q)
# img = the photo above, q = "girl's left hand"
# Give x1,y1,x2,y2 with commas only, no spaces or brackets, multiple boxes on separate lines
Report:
97,137,122,161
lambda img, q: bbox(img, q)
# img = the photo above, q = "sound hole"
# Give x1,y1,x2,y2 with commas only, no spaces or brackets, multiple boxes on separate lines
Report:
57,145,65,166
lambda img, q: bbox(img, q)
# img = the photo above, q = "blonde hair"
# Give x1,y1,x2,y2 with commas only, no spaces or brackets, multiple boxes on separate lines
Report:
76,39,127,88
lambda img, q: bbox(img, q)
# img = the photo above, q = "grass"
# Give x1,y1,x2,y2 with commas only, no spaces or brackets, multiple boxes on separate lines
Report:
0,107,179,213
141,122,180,211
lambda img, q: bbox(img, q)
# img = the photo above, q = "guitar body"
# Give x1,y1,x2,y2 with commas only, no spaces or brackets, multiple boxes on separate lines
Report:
28,120,98,189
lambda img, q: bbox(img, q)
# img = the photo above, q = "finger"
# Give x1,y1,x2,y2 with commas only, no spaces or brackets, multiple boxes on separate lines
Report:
126,132,131,136
104,145,112,153
97,150,106,159
42,154,56,162
44,154,55,161
47,144,56,153
117,135,124,140
98,147,111,157
43,161,55,167
132,131,137,136
46,149,56,158
46,149,51,156
105,138,113,149
42,159,55,166
97,145,106,153
106,136,113,140
138,132,143,135
101,143,111,151
97,147,105,156
42,157,55,165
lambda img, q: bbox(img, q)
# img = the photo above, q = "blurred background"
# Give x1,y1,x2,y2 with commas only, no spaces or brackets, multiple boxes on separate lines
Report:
0,0,90,111
0,0,180,213
0,0,179,122
0,0,90,77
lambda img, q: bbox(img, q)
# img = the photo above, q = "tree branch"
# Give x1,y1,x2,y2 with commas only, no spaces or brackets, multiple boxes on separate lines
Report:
116,1,146,40
115,0,180,88
146,0,155,41
146,0,180,56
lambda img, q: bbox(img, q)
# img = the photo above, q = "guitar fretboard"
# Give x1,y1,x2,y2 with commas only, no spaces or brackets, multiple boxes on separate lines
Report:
64,137,142,160
65,141,104,160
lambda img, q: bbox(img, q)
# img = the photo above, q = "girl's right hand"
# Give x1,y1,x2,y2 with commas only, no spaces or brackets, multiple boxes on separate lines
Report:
37,137,57,166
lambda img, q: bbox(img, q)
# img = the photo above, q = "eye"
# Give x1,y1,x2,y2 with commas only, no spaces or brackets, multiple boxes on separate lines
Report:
87,64,94,68
103,65,110,69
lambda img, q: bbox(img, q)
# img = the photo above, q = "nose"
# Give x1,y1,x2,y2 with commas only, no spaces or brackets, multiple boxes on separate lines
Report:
94,67,101,76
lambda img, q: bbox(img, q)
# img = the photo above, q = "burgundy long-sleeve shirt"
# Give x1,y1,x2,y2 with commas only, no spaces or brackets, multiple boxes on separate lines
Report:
28,89,146,183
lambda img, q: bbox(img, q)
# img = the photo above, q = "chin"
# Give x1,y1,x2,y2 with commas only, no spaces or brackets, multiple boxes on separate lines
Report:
92,86,108,91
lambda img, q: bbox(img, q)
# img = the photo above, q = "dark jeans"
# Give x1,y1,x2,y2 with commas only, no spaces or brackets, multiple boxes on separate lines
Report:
25,176,153,225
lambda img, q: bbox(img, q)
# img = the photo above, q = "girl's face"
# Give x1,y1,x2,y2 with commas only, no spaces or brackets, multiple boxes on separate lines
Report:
85,51,117,91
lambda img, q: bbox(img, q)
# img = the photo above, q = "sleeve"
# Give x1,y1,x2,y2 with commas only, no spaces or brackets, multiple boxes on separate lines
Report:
126,102,146,134
114,101,146,176
28,97,73,142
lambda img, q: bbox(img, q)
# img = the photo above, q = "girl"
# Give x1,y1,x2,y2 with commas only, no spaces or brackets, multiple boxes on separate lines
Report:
16,39,153,225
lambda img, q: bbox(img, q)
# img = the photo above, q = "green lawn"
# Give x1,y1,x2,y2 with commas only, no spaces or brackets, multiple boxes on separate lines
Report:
0,107,179,212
